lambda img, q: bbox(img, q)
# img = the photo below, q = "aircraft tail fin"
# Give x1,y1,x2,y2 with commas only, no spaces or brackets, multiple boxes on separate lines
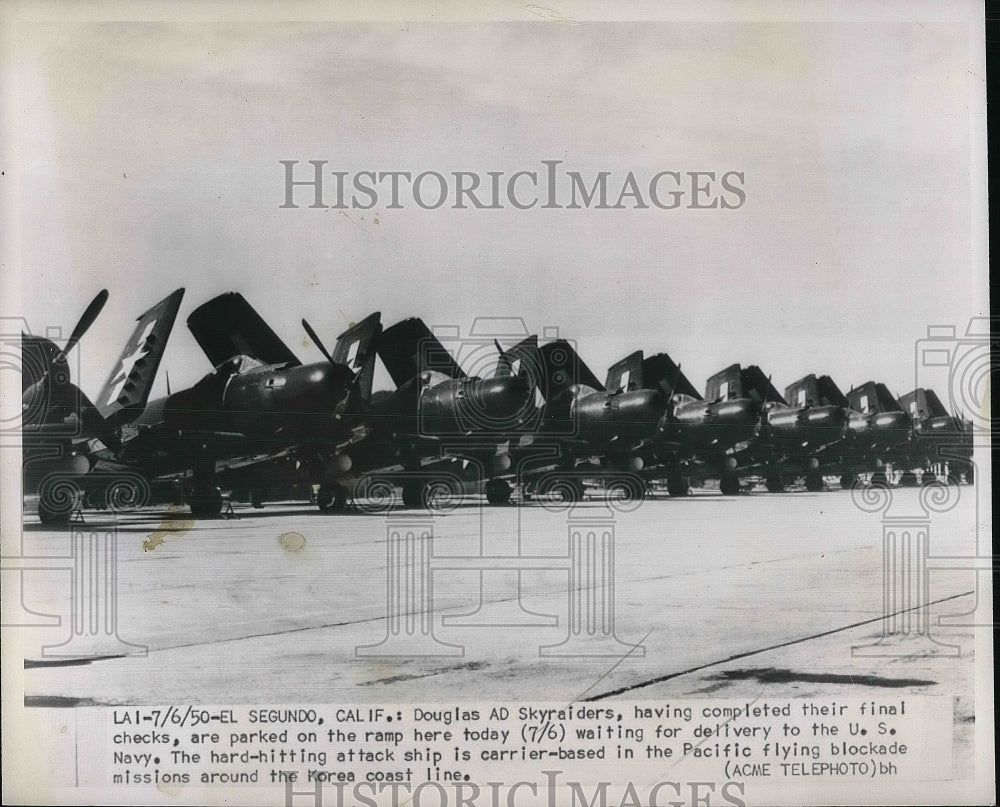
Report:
785,374,848,408
846,381,903,414
538,339,604,399
605,351,702,400
96,288,185,425
377,317,466,388
332,311,382,404
605,351,644,393
898,388,949,421
187,291,300,369
706,364,786,406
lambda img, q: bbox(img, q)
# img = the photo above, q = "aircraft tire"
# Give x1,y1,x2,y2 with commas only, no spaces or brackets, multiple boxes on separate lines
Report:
719,475,740,496
666,476,690,497
38,498,72,525
805,473,824,492
765,474,785,493
840,473,857,490
485,478,512,505
189,486,223,518
401,480,426,509
37,478,79,525
317,482,348,512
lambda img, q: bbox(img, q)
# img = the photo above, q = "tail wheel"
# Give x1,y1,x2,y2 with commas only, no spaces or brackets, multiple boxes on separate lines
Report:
485,478,512,505
840,473,857,490
666,476,690,497
765,474,785,493
805,473,824,492
317,482,348,512
719,475,740,496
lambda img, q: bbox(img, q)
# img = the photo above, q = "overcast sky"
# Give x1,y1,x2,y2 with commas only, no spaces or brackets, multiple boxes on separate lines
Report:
3,5,988,404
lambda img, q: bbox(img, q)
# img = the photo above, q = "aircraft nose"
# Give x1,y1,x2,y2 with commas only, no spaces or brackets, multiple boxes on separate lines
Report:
470,375,533,424
635,387,669,425
302,362,355,406
716,399,759,426
21,380,47,427
872,410,910,432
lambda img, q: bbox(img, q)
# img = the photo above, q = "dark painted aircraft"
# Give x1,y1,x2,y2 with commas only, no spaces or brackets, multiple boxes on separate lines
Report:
22,288,185,522
484,336,673,503
896,388,973,484
600,352,761,496
113,292,382,515
358,317,538,507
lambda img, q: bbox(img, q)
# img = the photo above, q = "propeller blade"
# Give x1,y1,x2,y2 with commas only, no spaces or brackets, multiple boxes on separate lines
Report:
302,318,335,364
57,289,109,361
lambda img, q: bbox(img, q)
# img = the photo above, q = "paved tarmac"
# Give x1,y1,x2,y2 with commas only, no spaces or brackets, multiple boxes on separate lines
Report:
10,484,985,718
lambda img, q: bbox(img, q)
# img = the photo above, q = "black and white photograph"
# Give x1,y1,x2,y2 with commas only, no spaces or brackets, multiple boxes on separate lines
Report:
1,1,993,804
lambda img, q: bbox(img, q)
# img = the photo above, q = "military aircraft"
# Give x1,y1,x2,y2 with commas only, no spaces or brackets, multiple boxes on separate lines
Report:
600,353,761,496
841,381,913,485
896,388,973,484
358,316,538,507
688,371,911,493
482,336,674,502
113,292,383,516
22,288,185,522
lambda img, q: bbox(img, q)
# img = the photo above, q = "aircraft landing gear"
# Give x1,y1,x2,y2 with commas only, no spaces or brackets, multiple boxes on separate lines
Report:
839,473,857,490
485,478,512,505
804,473,824,492
401,480,425,509
539,476,585,504
666,476,690,497
606,476,645,504
719,475,740,496
37,477,81,525
765,473,785,493
317,482,348,512
188,484,223,518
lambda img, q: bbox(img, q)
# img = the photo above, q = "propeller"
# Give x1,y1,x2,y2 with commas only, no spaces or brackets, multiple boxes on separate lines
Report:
59,289,109,362
302,318,336,364
45,288,110,371
303,318,368,421
494,339,510,375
